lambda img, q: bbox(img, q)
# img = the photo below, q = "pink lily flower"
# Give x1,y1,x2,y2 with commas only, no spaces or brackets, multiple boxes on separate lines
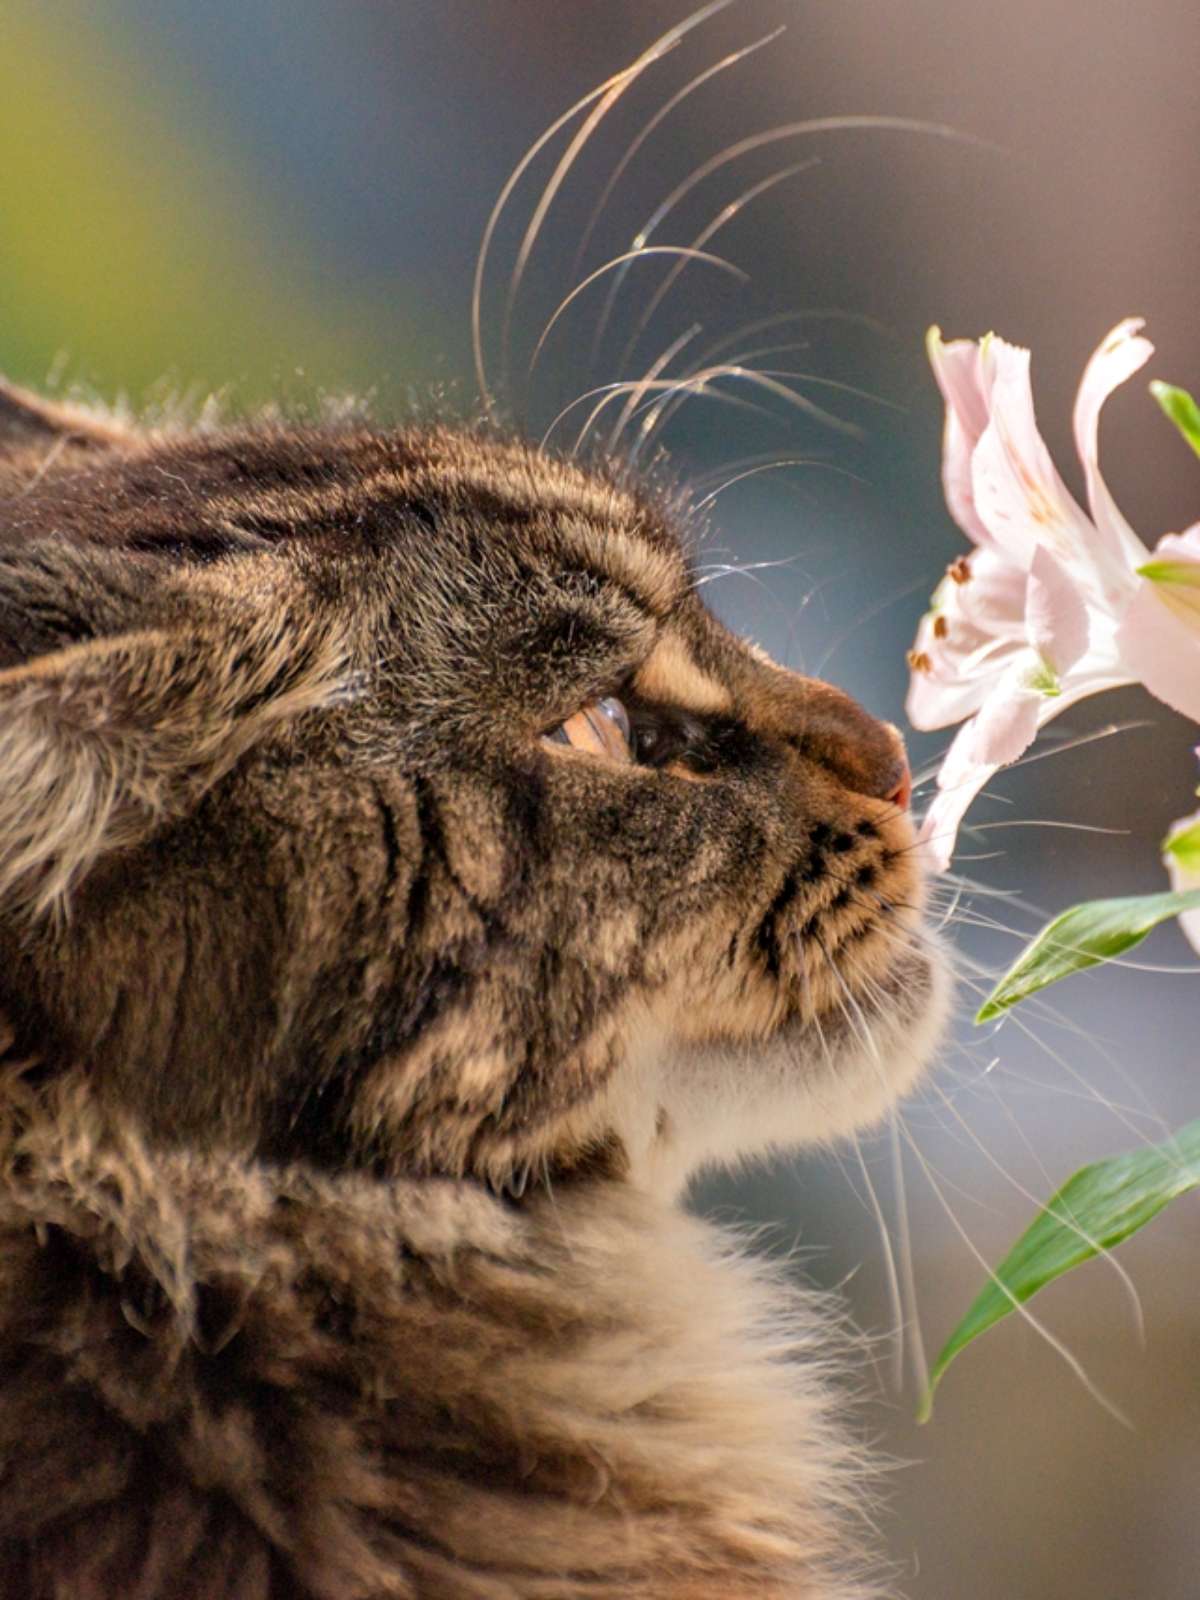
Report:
909,319,1200,869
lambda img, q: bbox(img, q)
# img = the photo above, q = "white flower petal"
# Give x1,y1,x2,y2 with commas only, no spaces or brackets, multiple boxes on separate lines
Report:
927,327,993,545
1025,545,1090,674
917,663,1133,871
968,677,1042,766
971,421,1094,575
906,644,999,730
1114,530,1200,722
917,720,998,873
905,547,1032,731
1072,318,1154,589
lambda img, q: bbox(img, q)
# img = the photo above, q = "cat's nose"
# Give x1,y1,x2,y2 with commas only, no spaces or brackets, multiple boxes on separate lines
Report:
887,737,913,812
855,718,911,811
787,684,912,810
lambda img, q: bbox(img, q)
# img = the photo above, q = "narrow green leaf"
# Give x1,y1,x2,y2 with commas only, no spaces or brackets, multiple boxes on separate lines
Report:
919,1120,1200,1421
1150,380,1200,460
974,890,1200,1022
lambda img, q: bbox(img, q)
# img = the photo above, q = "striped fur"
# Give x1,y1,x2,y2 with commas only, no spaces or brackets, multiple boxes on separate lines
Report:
0,384,948,1596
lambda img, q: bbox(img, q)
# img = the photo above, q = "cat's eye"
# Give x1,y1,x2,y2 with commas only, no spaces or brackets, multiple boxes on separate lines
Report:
543,696,632,761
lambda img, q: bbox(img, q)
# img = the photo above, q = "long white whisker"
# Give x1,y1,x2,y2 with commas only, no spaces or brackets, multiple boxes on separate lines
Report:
911,719,1156,793
579,26,785,365
896,1118,1131,1425
689,451,830,491
600,322,702,456
629,363,868,444
614,157,821,373
528,247,748,377
812,576,934,679
930,1082,1146,1340
693,458,862,511
685,308,897,373
472,61,645,418
850,1131,907,1390
969,818,1130,835
497,0,736,411
888,1112,929,1395
986,999,1164,1151
811,932,927,1394
626,115,993,276
541,364,765,451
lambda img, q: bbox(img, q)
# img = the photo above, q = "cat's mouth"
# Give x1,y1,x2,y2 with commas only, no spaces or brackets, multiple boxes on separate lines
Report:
629,795,948,1181
630,926,949,1196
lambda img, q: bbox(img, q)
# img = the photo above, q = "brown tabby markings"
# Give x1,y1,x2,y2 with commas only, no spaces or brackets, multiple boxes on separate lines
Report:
0,383,947,1597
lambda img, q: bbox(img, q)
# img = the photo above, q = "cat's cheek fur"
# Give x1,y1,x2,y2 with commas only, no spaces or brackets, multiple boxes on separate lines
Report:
606,932,951,1200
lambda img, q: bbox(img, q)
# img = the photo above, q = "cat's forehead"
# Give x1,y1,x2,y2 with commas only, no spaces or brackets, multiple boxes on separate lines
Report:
7,421,695,619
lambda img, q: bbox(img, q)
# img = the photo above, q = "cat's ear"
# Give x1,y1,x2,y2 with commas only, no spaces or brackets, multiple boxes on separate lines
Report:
0,611,350,917
0,376,135,459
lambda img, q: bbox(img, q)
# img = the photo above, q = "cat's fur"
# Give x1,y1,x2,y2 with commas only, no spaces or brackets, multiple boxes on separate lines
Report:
0,381,948,1597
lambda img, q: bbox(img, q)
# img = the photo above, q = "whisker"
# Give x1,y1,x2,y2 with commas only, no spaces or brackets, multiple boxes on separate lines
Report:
812,932,931,1396
897,1116,1132,1425
929,1082,1146,1339
622,114,994,294
498,0,736,410
580,26,786,365
910,719,1155,795
682,308,897,374
692,551,806,588
984,997,1166,1150
634,354,893,456
541,364,765,452
971,1064,1169,1125
812,575,933,678
472,59,648,417
888,1111,929,1395
614,157,821,374
1009,720,1156,770
598,322,702,456
528,247,748,377
688,447,832,491
969,818,1130,835
850,1130,908,1390
692,458,862,511
627,363,868,448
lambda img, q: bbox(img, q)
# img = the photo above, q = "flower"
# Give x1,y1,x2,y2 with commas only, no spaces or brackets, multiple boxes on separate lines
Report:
1116,523,1200,723
1162,804,1200,957
910,319,1200,869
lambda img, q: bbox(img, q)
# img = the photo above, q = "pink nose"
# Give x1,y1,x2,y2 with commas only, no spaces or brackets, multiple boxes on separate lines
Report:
888,752,913,812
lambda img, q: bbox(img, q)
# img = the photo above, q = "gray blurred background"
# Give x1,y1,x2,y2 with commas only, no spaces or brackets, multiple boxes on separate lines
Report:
4,2,1197,1593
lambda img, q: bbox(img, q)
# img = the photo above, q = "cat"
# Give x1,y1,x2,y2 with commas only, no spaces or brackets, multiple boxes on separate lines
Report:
0,361,949,1597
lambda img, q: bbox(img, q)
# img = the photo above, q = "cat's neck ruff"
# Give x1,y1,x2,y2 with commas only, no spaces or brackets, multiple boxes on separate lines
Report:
0,1075,882,1599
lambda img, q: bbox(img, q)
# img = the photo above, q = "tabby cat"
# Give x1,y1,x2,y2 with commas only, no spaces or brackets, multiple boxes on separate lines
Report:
0,363,947,1596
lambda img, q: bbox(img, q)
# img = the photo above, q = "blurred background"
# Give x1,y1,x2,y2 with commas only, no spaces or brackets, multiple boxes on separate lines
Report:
4,1,1197,1592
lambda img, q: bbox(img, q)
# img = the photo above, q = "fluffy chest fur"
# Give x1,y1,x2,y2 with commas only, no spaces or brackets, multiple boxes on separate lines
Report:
0,1081,876,1599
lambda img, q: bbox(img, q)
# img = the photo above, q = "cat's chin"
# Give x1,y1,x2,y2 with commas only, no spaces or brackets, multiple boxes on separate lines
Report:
618,932,952,1200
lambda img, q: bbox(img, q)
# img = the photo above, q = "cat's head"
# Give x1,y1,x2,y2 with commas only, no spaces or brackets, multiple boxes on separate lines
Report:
0,384,948,1194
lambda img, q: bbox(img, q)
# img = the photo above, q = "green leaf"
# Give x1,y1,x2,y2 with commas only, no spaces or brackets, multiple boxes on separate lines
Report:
1164,817,1200,872
919,1120,1200,1421
974,890,1200,1022
1151,380,1200,460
